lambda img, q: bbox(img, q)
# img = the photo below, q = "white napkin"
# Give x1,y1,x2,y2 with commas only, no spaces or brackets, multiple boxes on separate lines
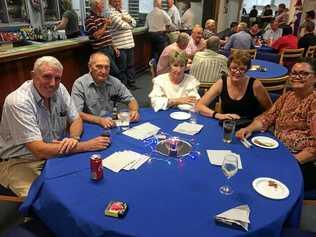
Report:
123,122,160,140
215,205,250,231
173,122,204,135
102,150,150,172
206,150,242,169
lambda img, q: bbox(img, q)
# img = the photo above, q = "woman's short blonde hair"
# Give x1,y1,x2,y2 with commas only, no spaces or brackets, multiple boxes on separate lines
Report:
228,50,251,70
169,50,188,66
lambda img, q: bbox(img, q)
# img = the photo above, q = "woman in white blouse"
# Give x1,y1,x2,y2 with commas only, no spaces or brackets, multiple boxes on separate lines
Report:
149,50,200,112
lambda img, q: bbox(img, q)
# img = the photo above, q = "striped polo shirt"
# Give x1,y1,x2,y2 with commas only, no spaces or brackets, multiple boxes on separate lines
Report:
85,11,112,50
109,7,135,49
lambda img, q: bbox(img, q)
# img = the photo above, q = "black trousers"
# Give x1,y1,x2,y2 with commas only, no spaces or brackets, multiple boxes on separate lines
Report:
149,32,168,63
300,162,316,191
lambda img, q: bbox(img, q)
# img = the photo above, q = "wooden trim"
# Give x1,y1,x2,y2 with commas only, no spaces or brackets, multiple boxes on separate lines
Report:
304,200,316,206
0,195,24,203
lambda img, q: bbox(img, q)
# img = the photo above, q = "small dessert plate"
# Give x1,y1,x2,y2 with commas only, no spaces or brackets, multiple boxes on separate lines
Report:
252,177,289,200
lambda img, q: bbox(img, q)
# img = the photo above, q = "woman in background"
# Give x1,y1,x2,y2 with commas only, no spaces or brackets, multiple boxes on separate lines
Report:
149,50,200,112
56,0,81,38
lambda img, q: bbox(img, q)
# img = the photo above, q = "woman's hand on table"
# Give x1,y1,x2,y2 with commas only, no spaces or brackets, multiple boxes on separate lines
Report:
177,96,197,105
85,136,111,151
215,113,240,121
236,127,252,140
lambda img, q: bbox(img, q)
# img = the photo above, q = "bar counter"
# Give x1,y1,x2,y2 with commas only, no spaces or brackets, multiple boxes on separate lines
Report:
0,27,151,107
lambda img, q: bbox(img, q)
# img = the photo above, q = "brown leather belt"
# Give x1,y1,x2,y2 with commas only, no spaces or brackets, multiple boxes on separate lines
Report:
0,159,9,162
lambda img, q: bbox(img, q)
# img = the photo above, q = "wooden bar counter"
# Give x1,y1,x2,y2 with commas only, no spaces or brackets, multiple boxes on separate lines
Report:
0,27,151,107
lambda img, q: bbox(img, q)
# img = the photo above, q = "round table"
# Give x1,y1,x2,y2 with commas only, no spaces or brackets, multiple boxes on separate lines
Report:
247,59,288,81
21,108,303,237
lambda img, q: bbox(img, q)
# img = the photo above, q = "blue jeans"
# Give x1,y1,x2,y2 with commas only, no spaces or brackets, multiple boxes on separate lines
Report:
120,48,135,85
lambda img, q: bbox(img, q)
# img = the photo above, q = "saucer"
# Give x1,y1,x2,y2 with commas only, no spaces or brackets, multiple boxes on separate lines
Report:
170,112,191,120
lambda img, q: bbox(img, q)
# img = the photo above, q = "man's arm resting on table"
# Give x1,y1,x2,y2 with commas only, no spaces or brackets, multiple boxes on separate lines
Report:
79,112,114,128
25,136,111,160
69,116,83,139
128,99,140,122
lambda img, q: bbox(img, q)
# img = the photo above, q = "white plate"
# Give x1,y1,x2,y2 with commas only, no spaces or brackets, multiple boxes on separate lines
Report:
178,104,193,111
251,136,279,149
252,177,289,200
170,111,191,120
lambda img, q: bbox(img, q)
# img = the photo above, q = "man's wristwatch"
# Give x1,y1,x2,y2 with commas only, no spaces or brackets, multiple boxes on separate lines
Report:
71,136,80,141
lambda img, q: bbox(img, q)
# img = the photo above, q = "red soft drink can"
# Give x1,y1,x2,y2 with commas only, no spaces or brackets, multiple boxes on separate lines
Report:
90,154,103,181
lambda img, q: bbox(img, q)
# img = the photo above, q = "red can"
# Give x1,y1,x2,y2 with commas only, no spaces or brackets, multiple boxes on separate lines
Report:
90,154,103,181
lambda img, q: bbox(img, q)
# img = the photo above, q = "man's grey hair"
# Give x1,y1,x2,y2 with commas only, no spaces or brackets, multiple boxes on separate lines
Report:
88,51,110,66
176,32,190,45
90,0,100,10
33,56,63,72
206,36,220,51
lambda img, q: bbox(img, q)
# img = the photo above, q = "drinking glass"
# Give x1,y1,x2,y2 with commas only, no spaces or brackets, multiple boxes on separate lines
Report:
223,120,236,143
219,154,238,195
118,110,130,131
189,106,197,124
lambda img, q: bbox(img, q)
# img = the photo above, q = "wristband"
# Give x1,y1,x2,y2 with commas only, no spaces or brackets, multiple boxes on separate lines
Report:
212,112,217,119
71,136,80,141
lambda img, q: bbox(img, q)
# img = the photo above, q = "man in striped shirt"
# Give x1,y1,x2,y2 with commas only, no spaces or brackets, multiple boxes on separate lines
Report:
190,36,228,84
109,0,138,90
85,0,128,86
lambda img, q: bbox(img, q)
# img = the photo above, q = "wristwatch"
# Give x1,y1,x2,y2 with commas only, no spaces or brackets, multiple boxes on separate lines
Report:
71,136,80,141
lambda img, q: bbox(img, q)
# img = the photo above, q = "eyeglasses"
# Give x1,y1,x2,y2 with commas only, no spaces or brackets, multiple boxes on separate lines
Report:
229,66,247,73
289,71,314,79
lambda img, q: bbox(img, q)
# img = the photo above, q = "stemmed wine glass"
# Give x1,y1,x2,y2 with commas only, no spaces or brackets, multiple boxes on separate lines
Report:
219,154,238,195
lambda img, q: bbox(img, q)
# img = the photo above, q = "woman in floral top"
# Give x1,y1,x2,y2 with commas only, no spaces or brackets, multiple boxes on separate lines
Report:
236,59,316,190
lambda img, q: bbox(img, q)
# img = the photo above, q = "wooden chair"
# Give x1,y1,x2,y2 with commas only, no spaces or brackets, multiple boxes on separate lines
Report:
148,58,157,79
0,185,24,203
198,82,215,97
279,48,304,69
231,48,257,59
261,75,289,93
305,45,316,58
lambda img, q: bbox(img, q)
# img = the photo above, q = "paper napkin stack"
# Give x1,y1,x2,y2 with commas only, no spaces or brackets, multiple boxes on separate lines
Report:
173,122,204,135
123,122,160,140
215,205,250,231
102,150,150,172
206,150,243,169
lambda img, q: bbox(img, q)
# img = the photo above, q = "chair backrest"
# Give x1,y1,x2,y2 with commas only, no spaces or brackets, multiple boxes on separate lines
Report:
305,45,316,58
231,48,257,59
279,48,304,66
0,185,24,203
261,75,289,93
148,58,157,79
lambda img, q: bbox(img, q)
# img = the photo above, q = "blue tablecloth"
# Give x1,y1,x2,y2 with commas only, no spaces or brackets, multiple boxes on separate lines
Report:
20,108,303,237
247,59,288,80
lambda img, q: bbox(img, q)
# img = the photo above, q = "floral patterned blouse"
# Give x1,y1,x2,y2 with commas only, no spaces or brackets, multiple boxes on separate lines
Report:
256,91,316,154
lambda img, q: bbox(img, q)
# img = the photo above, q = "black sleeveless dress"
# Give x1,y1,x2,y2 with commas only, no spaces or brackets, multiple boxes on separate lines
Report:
220,77,263,119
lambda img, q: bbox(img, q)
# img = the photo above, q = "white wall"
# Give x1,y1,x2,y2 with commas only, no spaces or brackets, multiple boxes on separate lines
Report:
217,0,229,32
191,1,203,26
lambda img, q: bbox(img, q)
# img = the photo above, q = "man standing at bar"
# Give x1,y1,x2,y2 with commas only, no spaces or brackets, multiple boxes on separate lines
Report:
146,0,172,63
85,0,128,86
0,56,110,197
71,52,140,128
109,0,138,90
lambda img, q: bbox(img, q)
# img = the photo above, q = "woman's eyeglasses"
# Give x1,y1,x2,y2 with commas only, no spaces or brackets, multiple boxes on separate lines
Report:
229,66,247,73
289,71,314,79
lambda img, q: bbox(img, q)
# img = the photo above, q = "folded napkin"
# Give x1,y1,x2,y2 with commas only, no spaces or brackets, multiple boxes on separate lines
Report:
206,150,242,169
102,150,150,173
215,205,250,231
123,122,160,140
173,122,204,135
